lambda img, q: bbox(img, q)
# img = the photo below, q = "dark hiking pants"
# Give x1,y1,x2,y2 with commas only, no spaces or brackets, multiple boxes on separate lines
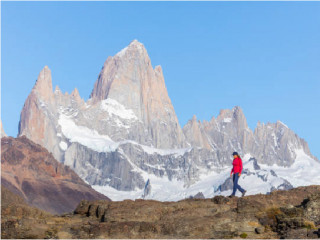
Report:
231,173,245,196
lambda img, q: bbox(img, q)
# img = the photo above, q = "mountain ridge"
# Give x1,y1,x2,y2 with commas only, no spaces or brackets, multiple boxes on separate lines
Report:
17,40,319,200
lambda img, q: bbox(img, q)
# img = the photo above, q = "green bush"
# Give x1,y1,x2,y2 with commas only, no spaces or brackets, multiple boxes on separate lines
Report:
240,232,248,238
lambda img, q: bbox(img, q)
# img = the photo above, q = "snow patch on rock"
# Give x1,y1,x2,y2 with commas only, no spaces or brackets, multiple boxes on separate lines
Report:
278,121,289,128
260,148,320,187
140,144,192,157
223,118,232,123
59,141,68,151
58,114,190,157
116,46,128,58
100,98,138,121
59,114,117,153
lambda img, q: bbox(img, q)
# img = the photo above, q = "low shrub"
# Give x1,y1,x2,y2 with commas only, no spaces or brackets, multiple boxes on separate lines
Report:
240,232,248,238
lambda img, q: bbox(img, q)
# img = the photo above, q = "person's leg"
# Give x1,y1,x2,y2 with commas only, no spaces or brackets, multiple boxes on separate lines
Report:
237,181,245,193
231,173,237,196
235,173,245,193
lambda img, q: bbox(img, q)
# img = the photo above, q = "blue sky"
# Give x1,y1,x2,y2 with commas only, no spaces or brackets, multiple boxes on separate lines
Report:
2,2,320,159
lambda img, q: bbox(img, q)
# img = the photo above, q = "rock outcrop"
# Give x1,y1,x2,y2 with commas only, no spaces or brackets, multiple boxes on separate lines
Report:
2,185,320,239
1,136,110,214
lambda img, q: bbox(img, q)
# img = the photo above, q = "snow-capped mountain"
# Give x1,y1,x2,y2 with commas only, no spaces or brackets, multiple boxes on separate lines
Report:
18,40,320,201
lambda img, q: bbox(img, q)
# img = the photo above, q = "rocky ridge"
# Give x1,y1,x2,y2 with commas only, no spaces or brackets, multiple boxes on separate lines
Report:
17,40,320,199
2,185,320,239
182,107,317,166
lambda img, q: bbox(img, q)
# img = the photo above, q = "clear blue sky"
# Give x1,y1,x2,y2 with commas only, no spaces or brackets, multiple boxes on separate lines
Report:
2,2,320,159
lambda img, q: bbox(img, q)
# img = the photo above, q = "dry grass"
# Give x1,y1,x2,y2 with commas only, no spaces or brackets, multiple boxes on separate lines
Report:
248,221,260,227
303,220,316,230
265,207,282,221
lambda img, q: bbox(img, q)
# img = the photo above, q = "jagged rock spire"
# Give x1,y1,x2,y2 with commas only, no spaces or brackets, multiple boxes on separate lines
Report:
90,40,151,102
89,40,186,148
33,66,53,101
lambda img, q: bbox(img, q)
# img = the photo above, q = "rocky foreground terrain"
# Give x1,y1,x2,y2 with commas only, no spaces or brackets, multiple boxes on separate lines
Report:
2,185,320,239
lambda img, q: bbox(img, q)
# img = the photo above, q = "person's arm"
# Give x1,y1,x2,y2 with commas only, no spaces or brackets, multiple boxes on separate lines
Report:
230,161,234,177
239,158,243,176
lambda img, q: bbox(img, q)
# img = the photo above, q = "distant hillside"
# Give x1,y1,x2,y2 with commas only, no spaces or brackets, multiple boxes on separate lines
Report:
1,136,110,214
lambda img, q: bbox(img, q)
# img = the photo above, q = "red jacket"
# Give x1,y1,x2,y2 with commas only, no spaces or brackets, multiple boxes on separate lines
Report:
231,157,243,174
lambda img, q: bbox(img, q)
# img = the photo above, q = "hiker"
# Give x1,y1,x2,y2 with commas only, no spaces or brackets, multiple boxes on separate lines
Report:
229,152,246,197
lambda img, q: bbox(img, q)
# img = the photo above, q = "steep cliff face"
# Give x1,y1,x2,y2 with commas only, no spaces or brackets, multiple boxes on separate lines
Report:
90,40,185,148
182,115,211,150
18,66,61,161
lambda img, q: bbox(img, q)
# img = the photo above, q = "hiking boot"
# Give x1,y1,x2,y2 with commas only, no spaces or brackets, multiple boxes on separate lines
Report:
242,190,247,197
228,195,235,198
